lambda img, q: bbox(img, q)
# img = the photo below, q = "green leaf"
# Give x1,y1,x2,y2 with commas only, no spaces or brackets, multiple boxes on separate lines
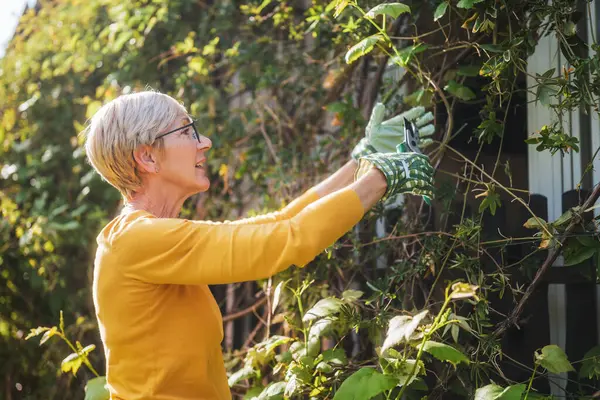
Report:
420,340,469,367
449,282,479,300
228,366,257,387
523,217,546,229
284,374,298,398
188,56,208,76
381,310,428,354
84,377,110,400
322,348,348,366
332,0,350,18
457,0,485,9
303,297,343,322
434,2,448,21
61,352,84,375
69,342,96,372
272,280,288,315
579,345,600,380
309,317,336,339
478,190,501,216
40,327,58,345
524,137,541,145
404,87,435,107
391,43,430,66
306,336,320,357
474,384,503,400
333,368,398,400
479,43,504,53
263,336,293,355
444,80,476,101
244,386,264,400
345,35,384,64
450,324,459,342
535,345,575,373
255,0,273,14
257,381,286,399
365,3,411,19
112,32,132,52
246,336,293,369
315,361,333,373
391,359,425,386
576,235,600,248
585,203,600,213
540,68,555,78
2,108,16,131
342,289,363,302
553,210,573,227
537,83,558,107
496,384,526,400
25,326,50,340
284,364,312,397
564,245,596,266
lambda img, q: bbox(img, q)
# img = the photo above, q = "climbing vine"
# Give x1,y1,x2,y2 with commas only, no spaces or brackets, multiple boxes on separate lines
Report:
2,0,600,399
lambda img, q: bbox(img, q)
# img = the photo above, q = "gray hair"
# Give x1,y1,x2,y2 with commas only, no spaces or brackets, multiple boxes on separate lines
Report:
82,90,189,198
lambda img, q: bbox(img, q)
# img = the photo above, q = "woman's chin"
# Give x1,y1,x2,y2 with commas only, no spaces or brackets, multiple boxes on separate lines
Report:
193,176,210,193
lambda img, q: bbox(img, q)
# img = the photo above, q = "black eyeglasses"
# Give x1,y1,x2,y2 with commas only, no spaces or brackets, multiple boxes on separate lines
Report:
156,121,201,143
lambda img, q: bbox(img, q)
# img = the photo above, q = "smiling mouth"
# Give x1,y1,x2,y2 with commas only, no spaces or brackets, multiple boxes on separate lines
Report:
195,161,205,169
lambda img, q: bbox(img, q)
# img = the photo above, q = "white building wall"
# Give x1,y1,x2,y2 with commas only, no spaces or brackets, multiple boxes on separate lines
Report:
587,0,600,348
528,0,600,393
527,14,567,397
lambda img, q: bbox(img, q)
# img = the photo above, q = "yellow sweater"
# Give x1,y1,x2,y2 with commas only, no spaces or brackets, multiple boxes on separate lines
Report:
92,187,365,399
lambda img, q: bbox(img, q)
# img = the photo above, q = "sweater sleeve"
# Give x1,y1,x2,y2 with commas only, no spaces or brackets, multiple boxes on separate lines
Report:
114,187,364,285
228,188,320,225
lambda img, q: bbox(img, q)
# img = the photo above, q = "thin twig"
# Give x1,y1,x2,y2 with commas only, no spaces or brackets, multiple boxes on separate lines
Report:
493,182,600,337
254,104,281,165
242,311,267,349
445,144,554,239
222,295,267,322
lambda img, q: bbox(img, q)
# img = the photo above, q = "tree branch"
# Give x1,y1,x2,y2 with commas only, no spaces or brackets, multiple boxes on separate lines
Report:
493,183,600,337
363,17,406,114
222,295,268,323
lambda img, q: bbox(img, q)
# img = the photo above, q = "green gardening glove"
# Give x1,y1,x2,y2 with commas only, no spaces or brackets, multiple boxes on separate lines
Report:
351,103,435,161
355,149,435,202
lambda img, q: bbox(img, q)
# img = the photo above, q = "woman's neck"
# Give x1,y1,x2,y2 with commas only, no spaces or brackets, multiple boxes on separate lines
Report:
125,190,185,218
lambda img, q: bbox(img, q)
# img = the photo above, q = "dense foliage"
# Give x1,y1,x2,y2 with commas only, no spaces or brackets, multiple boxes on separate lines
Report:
1,0,599,399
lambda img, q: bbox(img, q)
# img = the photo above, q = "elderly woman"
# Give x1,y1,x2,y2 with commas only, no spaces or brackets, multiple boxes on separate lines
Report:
85,90,434,399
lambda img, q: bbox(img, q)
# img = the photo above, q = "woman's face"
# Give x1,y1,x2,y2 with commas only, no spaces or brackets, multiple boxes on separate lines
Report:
156,117,212,196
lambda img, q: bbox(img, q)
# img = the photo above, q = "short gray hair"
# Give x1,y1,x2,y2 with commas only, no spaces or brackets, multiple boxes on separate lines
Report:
83,90,189,198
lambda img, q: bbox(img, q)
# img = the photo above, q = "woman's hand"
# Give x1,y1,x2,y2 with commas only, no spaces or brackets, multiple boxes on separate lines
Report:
355,151,435,201
350,103,435,160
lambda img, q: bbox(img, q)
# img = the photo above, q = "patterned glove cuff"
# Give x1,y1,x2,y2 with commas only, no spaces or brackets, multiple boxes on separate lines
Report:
357,153,400,201
351,137,377,161
354,158,392,202
357,153,435,202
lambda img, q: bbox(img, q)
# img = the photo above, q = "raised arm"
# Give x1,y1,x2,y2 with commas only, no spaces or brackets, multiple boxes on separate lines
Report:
230,159,358,225
111,168,385,286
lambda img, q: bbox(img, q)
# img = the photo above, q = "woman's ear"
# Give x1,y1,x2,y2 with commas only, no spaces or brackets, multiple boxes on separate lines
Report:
133,145,160,174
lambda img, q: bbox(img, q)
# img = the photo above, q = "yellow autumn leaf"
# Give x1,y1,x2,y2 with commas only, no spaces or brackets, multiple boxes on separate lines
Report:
218,164,228,177
539,239,551,249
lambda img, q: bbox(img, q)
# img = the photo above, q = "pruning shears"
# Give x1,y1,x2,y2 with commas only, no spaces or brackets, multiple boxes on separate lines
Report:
398,117,432,206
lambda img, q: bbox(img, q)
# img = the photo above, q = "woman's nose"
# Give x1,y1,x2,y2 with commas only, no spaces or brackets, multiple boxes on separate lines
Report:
198,135,212,151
